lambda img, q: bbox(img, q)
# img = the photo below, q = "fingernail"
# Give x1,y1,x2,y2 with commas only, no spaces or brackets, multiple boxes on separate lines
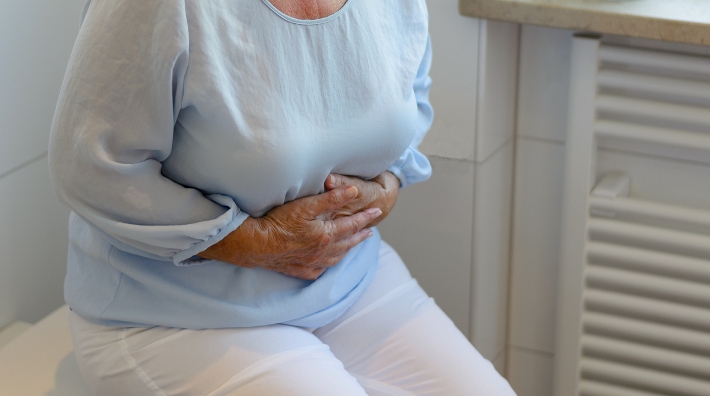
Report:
367,208,383,217
328,175,335,185
367,229,374,237
345,186,358,198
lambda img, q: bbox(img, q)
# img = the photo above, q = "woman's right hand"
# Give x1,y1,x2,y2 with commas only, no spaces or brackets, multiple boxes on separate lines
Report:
198,186,382,280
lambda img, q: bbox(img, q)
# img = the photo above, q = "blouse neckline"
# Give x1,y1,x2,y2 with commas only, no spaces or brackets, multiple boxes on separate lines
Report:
260,0,354,25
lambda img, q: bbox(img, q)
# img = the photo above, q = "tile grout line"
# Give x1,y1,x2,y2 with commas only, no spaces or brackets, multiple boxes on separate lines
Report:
475,136,515,165
512,345,555,357
0,152,48,181
503,24,522,379
466,18,486,344
518,134,566,146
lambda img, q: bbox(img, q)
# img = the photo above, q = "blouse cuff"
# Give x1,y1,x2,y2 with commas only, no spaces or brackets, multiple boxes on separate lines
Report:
386,165,408,189
171,194,250,266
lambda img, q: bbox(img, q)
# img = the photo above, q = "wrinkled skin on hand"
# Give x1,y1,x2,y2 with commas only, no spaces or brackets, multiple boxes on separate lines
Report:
198,185,384,280
324,171,400,228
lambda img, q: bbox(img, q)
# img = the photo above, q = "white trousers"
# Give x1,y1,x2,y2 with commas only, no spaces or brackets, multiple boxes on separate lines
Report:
69,242,516,396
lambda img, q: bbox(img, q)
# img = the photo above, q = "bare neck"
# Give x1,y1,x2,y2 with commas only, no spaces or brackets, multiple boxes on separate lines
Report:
268,0,348,20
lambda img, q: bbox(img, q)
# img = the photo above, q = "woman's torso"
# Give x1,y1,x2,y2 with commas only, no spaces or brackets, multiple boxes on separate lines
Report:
65,0,429,329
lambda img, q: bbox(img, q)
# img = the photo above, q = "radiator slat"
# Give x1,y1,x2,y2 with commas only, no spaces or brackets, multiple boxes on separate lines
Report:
596,95,710,130
585,289,710,332
581,357,710,396
594,120,710,165
582,334,710,379
599,45,710,77
586,265,710,308
588,195,710,235
583,312,710,356
597,69,710,103
579,380,668,396
588,218,710,260
587,242,710,283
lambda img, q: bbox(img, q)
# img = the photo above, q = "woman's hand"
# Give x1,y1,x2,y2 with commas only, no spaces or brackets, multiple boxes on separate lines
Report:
198,186,383,280
324,171,400,228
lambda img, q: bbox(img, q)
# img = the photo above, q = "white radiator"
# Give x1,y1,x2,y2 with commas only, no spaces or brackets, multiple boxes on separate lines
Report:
553,37,710,396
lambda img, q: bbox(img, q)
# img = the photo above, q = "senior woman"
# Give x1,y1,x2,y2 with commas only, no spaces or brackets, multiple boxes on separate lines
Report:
49,0,516,394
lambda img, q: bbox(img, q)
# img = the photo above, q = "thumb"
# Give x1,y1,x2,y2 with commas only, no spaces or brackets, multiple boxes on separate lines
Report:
302,185,358,219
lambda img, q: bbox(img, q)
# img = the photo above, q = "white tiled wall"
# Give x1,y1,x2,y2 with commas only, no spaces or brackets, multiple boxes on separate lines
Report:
471,140,514,360
508,347,554,396
509,137,566,354
0,0,86,177
420,0,480,161
0,158,70,328
378,156,475,335
507,25,574,395
492,349,507,374
475,22,520,161
0,0,86,328
516,26,573,144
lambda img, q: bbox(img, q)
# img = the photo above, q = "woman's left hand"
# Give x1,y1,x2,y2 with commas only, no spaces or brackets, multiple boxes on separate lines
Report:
324,171,400,228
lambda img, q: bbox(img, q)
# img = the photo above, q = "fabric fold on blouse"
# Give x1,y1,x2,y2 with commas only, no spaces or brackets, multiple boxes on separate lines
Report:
50,0,433,329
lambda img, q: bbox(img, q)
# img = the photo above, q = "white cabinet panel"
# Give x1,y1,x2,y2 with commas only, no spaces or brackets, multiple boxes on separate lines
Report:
517,26,574,143
0,158,70,328
509,138,566,353
508,347,555,396
471,140,513,360
420,0,480,161
378,156,474,336
0,0,86,176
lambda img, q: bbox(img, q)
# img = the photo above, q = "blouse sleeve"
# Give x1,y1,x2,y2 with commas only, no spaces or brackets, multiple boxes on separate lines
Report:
48,0,248,266
387,35,434,188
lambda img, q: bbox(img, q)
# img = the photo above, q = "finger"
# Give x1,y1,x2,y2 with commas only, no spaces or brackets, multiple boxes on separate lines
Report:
328,207,382,240
302,185,359,218
327,227,374,256
325,174,362,191
324,174,341,190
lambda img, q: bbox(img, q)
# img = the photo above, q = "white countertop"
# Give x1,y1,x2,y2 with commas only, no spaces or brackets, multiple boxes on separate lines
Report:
460,0,710,46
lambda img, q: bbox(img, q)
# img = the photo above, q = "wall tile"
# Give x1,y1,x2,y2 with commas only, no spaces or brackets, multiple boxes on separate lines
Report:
0,157,70,328
509,137,566,353
470,140,513,360
378,156,474,336
492,349,507,376
419,0,479,161
476,21,520,162
0,0,86,176
507,347,554,396
517,26,574,143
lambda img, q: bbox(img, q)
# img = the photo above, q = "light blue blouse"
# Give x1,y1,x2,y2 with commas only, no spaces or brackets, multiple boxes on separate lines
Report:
49,0,433,329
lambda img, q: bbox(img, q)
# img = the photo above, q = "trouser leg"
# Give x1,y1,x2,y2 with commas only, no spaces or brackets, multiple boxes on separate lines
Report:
314,241,517,396
69,312,368,396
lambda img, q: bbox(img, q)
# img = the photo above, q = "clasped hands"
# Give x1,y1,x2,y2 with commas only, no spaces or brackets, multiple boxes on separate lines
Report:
198,171,400,280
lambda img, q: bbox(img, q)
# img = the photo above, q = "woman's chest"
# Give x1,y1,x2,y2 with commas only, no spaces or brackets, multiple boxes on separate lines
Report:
180,0,427,128
267,0,348,20
164,0,428,215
